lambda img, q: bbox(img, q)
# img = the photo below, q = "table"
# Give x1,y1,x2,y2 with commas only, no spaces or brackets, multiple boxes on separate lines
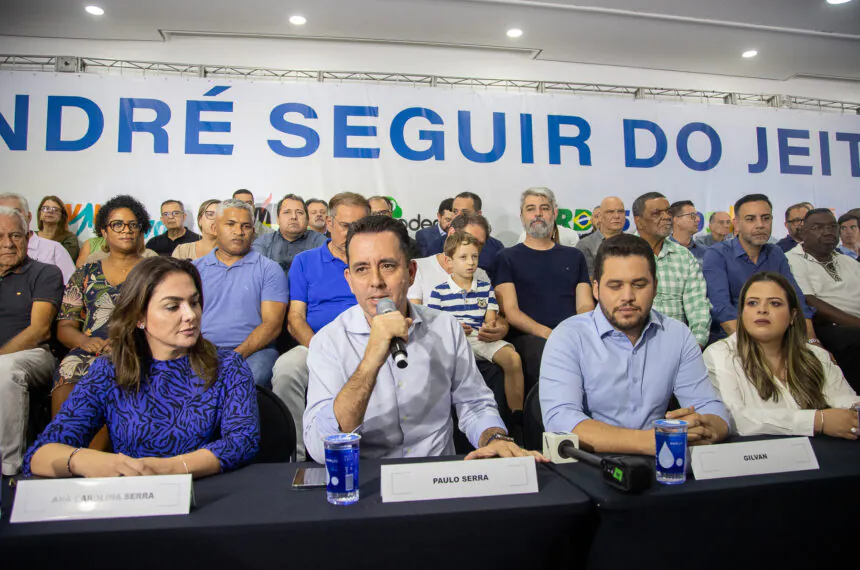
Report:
1,457,593,570
549,436,860,570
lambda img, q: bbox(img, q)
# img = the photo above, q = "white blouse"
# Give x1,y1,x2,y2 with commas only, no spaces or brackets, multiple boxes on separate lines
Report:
703,334,858,436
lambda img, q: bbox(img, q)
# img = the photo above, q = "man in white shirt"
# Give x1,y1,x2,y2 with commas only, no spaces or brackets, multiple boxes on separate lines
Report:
786,208,860,388
303,215,546,463
0,193,74,283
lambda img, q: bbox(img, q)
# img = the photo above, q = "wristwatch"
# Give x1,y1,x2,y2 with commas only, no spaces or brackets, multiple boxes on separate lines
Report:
486,433,515,446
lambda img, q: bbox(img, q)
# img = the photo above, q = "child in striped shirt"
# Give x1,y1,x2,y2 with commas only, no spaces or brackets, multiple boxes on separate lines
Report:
428,231,525,413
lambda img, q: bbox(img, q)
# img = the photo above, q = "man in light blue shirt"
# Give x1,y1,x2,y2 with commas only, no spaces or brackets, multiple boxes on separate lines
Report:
540,233,730,455
194,199,288,388
304,215,547,463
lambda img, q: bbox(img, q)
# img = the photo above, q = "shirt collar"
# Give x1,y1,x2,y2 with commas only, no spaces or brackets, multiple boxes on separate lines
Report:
731,237,770,262
343,302,424,335
320,239,347,264
277,229,310,244
3,256,32,276
446,275,477,293
592,306,665,340
669,235,698,250
202,248,258,267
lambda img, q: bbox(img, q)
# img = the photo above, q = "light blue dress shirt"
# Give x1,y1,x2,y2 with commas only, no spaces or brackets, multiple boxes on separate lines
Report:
540,308,730,433
304,303,506,463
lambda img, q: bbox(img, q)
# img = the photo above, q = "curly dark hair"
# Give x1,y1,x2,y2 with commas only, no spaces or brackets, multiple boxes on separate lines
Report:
95,195,152,237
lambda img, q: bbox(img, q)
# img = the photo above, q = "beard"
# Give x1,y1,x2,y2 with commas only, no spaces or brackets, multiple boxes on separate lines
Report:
600,300,650,333
525,218,553,239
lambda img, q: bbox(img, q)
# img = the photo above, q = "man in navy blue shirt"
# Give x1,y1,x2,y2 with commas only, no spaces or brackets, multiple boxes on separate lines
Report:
495,187,594,397
270,193,369,460
702,193,819,345
415,198,453,257
776,202,813,253
426,192,505,275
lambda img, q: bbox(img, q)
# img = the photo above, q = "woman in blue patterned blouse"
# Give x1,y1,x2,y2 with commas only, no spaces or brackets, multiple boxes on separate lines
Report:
25,256,260,478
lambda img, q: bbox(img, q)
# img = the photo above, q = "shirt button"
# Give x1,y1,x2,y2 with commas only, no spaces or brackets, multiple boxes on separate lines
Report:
398,382,403,388
402,415,408,421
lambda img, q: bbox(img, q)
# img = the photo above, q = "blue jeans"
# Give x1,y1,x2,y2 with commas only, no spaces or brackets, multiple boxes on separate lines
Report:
235,347,279,388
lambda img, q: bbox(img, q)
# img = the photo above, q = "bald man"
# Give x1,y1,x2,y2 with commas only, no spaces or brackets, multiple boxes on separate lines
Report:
576,197,626,278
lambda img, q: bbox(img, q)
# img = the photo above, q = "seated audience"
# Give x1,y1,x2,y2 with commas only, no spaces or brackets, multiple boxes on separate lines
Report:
429,231,525,414
705,271,858,438
669,200,707,266
633,192,710,347
416,198,454,257
24,256,260,478
540,234,730,454
305,198,329,236
54,195,152,431
495,187,594,397
776,202,813,253
577,196,625,278
0,206,64,475
838,211,860,260
253,193,326,275
0,192,75,284
36,195,80,261
695,211,732,247
303,215,546,463
786,208,860,389
703,194,817,344
368,195,422,259
426,192,504,274
270,192,368,460
193,199,288,387
86,233,157,264
408,213,491,305
232,189,273,240
146,199,201,256
173,199,221,260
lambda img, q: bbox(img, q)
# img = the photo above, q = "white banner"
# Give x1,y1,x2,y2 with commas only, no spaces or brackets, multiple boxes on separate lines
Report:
1,70,858,243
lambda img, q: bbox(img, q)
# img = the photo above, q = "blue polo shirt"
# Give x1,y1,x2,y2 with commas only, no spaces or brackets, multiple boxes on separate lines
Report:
702,239,813,339
289,241,356,332
193,249,289,347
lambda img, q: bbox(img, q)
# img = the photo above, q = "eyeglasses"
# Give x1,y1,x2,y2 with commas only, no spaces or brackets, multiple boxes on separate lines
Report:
40,206,61,214
786,218,805,225
202,210,217,219
675,212,699,220
108,220,142,233
161,211,184,218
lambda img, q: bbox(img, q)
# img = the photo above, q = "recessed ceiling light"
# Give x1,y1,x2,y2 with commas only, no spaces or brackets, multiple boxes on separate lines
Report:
289,15,307,26
85,5,104,16
826,0,852,5
507,28,523,38
742,50,758,58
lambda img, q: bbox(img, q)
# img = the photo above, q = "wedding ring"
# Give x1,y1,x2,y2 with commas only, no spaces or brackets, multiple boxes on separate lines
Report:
851,428,857,435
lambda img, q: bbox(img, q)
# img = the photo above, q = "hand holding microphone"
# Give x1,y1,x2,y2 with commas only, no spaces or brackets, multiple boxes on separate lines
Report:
367,298,410,369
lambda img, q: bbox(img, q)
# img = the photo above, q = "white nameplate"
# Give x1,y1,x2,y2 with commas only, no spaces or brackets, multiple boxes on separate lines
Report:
380,456,538,503
691,437,819,481
10,474,194,524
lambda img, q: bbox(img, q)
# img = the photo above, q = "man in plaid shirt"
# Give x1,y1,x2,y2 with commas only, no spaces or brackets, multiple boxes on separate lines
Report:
633,192,711,347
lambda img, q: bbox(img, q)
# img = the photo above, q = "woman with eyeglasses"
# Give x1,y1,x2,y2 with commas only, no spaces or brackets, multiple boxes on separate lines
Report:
53,196,152,448
704,271,858,438
173,199,221,261
36,195,80,261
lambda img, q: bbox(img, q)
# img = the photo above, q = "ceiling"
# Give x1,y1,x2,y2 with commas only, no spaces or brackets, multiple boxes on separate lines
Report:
2,0,859,81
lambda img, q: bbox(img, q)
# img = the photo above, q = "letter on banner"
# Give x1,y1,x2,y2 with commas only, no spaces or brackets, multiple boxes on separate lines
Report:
748,127,769,174
676,122,722,172
390,107,445,161
548,115,591,166
334,106,380,159
458,111,506,163
0,94,29,151
836,132,860,177
185,86,234,155
623,119,667,168
46,96,104,152
777,128,812,175
268,103,321,158
118,98,171,153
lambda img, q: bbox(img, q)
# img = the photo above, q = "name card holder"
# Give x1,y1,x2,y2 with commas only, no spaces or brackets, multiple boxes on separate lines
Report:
380,456,538,503
11,474,194,524
691,437,819,481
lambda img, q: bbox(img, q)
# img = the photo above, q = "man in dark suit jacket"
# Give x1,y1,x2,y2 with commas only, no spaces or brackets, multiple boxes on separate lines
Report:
416,198,454,257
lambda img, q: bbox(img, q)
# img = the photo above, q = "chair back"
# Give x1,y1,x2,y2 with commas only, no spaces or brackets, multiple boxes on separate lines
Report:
255,385,297,463
523,384,544,452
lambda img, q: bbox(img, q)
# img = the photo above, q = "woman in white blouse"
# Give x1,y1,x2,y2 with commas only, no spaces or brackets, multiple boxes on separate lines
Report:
704,271,858,438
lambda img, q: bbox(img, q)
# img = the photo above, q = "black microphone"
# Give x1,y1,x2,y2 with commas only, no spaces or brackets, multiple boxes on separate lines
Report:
558,440,653,493
376,298,408,369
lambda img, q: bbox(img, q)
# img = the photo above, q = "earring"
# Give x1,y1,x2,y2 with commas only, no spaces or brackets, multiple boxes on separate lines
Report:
137,323,145,329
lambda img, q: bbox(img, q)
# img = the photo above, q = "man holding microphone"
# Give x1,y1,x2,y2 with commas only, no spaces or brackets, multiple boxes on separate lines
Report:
303,215,545,463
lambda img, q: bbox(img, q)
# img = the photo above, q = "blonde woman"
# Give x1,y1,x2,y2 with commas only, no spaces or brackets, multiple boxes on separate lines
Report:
173,199,220,261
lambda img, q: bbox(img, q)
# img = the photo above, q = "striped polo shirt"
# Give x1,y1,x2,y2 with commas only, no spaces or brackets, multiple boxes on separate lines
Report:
428,276,498,329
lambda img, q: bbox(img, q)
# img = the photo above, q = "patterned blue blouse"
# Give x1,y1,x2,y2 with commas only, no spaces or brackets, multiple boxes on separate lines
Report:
23,349,260,476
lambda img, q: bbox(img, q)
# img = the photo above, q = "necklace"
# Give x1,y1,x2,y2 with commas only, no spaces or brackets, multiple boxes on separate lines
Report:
803,251,841,282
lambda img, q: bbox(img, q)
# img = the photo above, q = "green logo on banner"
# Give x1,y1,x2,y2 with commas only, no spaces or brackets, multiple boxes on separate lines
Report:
388,196,403,219
557,208,594,231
